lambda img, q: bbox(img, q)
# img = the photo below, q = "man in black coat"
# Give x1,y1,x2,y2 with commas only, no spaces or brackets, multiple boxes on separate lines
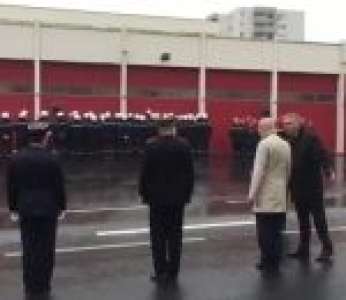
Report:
7,122,66,299
282,113,334,262
139,119,194,284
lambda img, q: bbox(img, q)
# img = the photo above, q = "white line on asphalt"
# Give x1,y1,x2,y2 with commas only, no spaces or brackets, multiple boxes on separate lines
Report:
4,237,206,258
96,220,256,237
285,226,346,234
226,201,248,204
67,205,146,214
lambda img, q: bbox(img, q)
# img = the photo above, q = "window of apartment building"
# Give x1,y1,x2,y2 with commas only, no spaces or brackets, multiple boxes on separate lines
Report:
254,22,274,27
276,13,284,20
254,11,275,19
254,32,274,39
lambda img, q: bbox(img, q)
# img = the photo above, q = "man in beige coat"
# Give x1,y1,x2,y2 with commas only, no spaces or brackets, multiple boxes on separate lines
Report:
249,118,291,273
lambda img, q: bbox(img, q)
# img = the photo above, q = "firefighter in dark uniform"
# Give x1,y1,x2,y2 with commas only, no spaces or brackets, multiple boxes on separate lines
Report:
50,111,69,156
0,112,13,158
6,121,66,299
139,119,194,284
13,110,30,153
66,112,84,156
195,113,211,155
282,113,334,262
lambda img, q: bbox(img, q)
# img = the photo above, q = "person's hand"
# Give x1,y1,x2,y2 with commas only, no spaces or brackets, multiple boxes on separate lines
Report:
58,211,66,221
10,212,19,223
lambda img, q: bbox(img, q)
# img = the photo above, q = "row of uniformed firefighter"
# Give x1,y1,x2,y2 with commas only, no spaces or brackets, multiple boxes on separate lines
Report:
0,110,211,158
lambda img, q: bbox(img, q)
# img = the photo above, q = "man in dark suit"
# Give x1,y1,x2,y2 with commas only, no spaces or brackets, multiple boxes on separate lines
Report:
139,119,194,284
7,122,66,299
282,113,334,262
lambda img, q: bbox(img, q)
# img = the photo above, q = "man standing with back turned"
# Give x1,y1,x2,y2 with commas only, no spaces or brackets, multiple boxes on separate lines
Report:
7,121,66,299
139,119,194,284
249,118,291,273
282,113,334,262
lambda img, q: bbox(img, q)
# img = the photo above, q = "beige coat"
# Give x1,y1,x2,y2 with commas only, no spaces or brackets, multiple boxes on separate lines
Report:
249,133,291,213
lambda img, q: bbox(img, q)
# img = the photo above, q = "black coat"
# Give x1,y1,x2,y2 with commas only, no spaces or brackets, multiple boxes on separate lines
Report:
139,135,194,206
7,145,66,217
288,127,333,202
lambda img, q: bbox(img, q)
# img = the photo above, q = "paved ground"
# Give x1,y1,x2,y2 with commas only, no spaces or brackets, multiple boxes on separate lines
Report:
0,155,346,300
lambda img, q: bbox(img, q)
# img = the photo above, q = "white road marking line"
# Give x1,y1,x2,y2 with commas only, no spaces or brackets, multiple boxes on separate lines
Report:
96,220,255,237
225,201,248,204
4,237,206,258
67,205,146,214
285,226,346,234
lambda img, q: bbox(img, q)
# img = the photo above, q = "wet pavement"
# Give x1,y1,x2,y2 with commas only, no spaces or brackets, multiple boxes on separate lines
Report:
0,155,346,300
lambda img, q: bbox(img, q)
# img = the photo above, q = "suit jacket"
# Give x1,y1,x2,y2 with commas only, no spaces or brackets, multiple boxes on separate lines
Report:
139,135,194,207
249,133,291,213
7,145,66,218
288,127,333,202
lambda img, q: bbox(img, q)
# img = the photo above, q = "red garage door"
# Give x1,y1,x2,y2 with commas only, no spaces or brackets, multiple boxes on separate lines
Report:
41,62,120,113
278,73,337,153
0,59,34,117
206,70,270,154
127,65,198,114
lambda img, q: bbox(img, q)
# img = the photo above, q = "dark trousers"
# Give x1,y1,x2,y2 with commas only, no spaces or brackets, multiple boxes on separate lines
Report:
256,213,286,268
20,217,57,294
149,205,184,278
294,199,332,253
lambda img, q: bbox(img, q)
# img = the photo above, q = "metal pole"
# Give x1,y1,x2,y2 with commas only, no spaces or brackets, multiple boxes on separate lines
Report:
336,70,344,155
198,32,206,114
120,28,128,115
270,15,278,119
34,21,41,120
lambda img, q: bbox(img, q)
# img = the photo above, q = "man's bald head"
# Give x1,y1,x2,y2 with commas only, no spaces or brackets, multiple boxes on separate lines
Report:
258,118,276,138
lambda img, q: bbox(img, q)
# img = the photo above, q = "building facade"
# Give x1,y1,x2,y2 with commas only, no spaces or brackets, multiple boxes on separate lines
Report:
208,7,305,41
0,4,344,155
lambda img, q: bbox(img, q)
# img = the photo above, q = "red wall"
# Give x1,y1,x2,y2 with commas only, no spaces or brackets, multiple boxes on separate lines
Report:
279,73,337,94
127,65,198,88
41,62,120,87
0,60,33,83
127,65,199,114
0,94,34,116
0,59,34,116
128,98,197,114
278,73,337,152
41,62,120,112
41,96,120,113
207,70,270,154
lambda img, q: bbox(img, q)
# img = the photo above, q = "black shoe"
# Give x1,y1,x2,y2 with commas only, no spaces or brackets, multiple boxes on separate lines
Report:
25,290,51,300
315,249,333,263
255,262,265,270
166,273,178,284
287,251,310,261
150,273,167,284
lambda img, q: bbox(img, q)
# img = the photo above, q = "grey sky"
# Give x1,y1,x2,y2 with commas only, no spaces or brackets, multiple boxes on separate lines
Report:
0,0,344,42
